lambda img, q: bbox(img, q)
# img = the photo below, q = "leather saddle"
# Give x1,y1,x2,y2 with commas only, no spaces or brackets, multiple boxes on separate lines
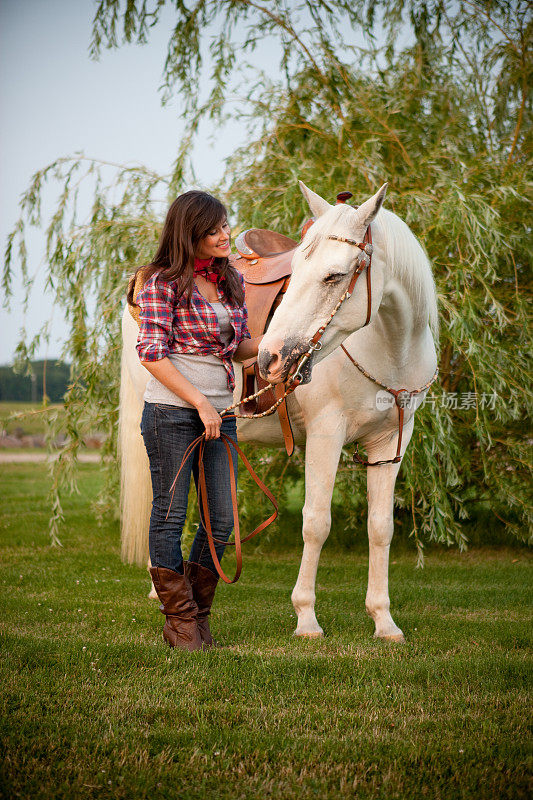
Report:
231,228,299,456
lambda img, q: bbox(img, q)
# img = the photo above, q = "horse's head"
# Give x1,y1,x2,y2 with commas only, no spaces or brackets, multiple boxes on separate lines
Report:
258,181,387,384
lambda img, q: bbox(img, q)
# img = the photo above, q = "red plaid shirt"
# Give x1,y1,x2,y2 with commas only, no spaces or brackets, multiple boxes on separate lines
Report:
135,270,251,391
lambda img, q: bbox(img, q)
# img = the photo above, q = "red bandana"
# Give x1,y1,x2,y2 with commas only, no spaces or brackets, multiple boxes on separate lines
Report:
194,257,220,284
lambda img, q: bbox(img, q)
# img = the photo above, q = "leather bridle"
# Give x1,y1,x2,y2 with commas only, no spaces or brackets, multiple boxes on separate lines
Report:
291,225,374,384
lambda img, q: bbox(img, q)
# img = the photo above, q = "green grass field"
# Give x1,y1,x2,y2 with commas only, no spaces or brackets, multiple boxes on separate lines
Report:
0,401,100,446
0,462,531,799
0,401,65,437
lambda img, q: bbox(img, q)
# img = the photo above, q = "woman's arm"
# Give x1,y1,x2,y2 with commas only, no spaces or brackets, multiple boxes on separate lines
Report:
233,335,263,362
140,357,223,440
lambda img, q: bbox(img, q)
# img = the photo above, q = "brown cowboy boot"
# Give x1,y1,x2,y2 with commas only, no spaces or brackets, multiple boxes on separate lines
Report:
184,561,222,648
149,566,203,651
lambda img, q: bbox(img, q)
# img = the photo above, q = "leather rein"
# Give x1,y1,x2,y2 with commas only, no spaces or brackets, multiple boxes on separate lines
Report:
167,223,438,583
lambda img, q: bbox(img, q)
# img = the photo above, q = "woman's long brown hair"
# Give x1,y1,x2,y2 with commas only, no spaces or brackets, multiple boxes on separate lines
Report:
126,191,244,308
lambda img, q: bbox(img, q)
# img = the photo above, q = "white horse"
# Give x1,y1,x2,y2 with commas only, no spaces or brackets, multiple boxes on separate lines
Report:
119,181,438,642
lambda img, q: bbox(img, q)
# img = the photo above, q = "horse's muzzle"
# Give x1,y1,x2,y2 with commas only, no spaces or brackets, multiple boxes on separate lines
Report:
258,338,313,384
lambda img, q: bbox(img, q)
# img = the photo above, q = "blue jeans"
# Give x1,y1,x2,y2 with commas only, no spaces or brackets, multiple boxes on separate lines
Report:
140,402,238,575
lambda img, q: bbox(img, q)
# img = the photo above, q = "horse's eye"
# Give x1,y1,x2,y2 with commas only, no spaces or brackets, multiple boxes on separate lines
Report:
323,272,343,284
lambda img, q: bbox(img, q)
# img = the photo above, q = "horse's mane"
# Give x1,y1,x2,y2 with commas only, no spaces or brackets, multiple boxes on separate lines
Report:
376,208,439,345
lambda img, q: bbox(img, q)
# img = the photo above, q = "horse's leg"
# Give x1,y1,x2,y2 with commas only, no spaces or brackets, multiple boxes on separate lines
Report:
364,425,414,642
292,426,344,637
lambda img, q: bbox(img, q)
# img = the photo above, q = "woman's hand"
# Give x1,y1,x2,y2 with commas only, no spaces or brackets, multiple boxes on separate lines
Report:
233,335,264,362
196,397,222,440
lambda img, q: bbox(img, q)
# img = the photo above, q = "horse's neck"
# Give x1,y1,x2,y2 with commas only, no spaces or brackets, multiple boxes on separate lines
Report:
375,278,424,366
350,285,435,394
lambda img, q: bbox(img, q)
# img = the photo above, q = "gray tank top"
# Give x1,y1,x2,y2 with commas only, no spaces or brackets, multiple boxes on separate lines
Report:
143,302,235,411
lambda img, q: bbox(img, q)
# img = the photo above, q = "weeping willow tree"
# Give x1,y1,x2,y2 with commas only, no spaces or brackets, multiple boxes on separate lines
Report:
3,0,531,552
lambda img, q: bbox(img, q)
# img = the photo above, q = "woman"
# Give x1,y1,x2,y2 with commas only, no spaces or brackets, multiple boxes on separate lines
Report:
128,190,262,651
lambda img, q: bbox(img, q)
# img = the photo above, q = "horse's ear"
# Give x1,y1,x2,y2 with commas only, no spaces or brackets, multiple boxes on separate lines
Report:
356,183,388,228
298,181,332,218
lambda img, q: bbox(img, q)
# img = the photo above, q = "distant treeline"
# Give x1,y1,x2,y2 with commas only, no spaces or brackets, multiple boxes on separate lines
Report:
0,360,70,402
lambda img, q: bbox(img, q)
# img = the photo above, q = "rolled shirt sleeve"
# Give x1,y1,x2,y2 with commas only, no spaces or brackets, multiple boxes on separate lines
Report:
135,275,175,362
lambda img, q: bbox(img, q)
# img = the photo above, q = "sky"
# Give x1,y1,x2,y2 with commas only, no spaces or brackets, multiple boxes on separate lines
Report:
0,0,249,365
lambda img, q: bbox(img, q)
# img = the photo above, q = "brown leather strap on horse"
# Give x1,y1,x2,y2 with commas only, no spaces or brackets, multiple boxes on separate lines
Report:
274,384,295,456
341,343,439,467
165,417,278,584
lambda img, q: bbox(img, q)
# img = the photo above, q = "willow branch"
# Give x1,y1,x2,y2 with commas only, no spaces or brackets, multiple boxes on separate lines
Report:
460,0,519,51
507,79,527,165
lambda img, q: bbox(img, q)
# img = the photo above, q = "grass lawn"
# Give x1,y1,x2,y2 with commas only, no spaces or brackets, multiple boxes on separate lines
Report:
0,462,531,799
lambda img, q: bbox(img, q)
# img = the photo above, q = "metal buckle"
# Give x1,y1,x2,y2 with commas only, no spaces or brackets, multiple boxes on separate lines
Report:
308,340,322,352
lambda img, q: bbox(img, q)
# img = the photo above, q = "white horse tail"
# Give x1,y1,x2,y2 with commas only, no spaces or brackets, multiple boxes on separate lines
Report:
118,331,151,566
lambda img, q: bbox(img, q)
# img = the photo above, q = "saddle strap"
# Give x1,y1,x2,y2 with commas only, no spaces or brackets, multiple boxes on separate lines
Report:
352,406,404,467
165,422,278,584
274,384,295,457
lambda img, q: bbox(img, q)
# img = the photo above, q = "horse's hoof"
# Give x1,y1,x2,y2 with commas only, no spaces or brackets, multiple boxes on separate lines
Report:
375,632,406,643
293,629,324,639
